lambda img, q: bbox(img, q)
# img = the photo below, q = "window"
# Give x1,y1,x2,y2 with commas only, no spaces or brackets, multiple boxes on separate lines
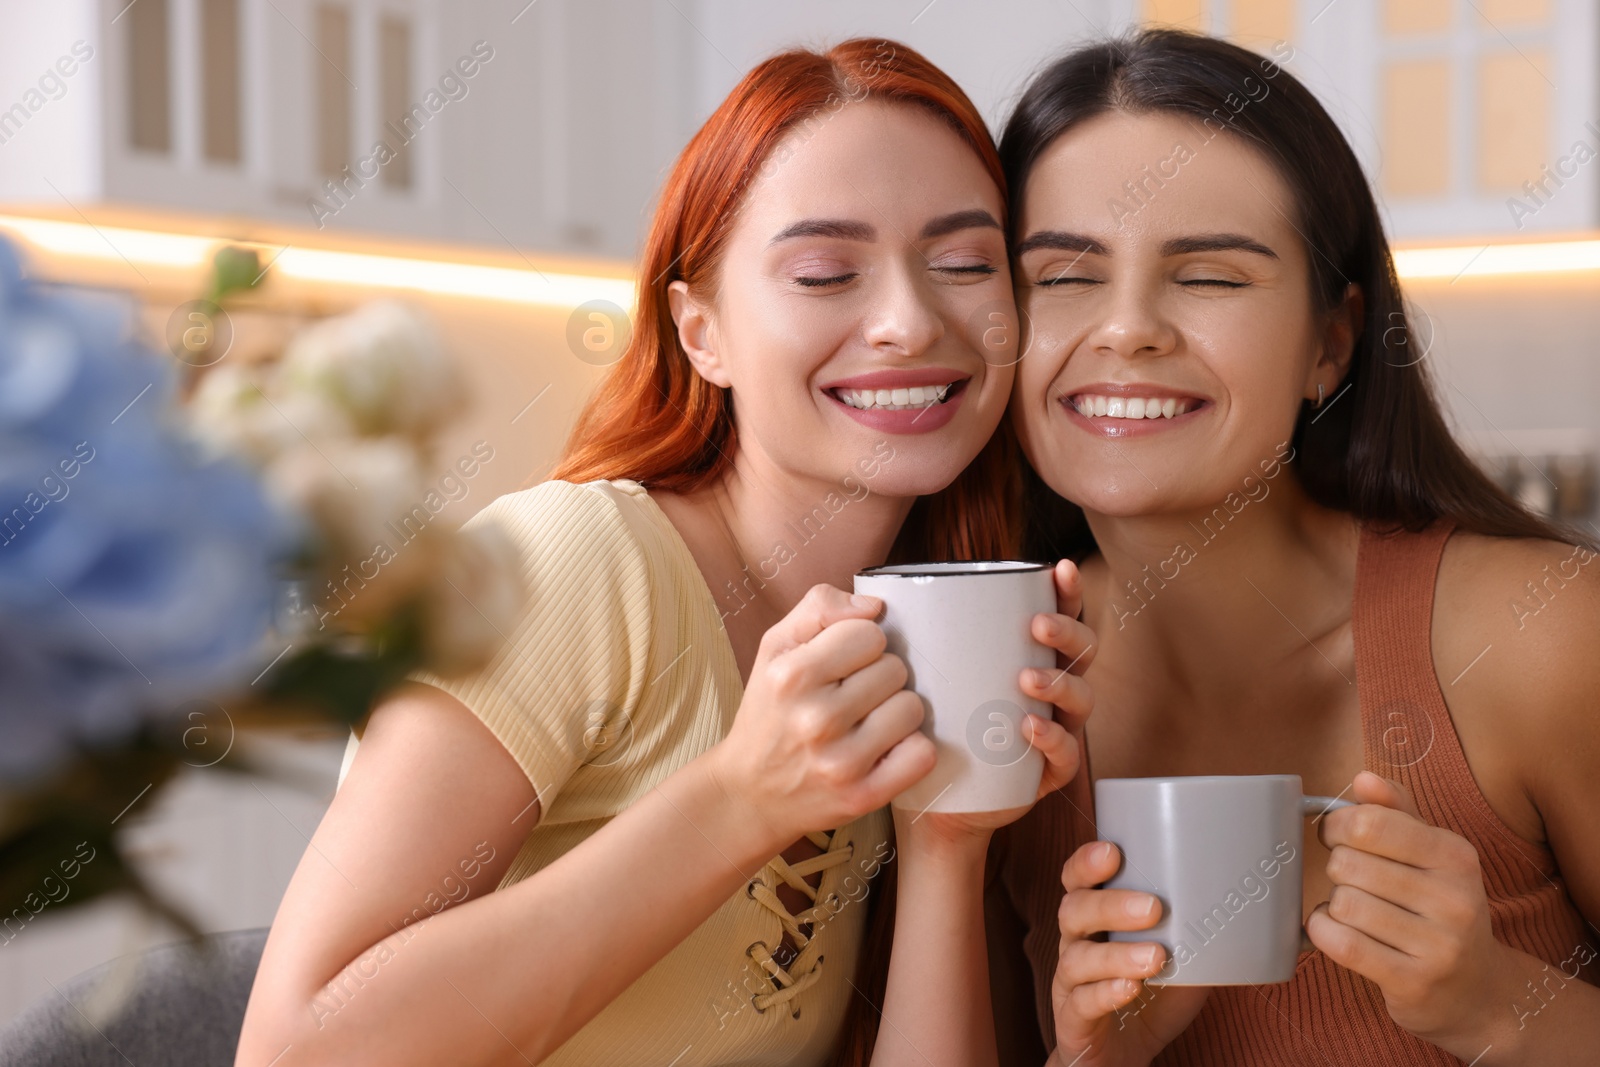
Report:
1479,0,1549,27
127,0,171,153
379,14,412,189
1378,0,1555,202
1140,0,1291,51
1477,50,1551,192
1383,59,1452,196
316,4,353,179
201,0,242,164
1384,0,1451,35
1232,0,1294,46
1144,0,1207,27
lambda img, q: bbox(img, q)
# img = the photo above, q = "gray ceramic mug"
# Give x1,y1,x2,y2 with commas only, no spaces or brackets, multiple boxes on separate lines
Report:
1095,775,1355,985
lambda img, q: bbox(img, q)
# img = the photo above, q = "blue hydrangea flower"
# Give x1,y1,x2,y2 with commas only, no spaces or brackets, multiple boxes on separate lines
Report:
0,237,298,784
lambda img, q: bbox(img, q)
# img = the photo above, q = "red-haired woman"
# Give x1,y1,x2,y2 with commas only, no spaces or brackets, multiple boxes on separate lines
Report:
236,39,1095,1067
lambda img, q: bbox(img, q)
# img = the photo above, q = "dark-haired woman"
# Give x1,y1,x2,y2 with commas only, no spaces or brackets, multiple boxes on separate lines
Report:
989,27,1600,1067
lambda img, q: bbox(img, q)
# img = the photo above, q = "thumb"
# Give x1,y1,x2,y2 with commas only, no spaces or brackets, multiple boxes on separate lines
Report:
1053,559,1083,620
1351,769,1421,819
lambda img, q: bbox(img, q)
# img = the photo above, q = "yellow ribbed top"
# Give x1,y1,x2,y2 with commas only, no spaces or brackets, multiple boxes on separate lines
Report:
358,478,891,1065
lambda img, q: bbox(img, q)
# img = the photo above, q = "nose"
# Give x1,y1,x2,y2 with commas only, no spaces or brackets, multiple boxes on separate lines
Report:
1084,276,1178,362
861,260,945,357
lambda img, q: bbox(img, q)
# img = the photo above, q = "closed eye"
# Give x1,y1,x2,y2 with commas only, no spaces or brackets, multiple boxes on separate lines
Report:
1036,275,1100,287
1183,278,1249,289
937,265,997,275
794,273,857,288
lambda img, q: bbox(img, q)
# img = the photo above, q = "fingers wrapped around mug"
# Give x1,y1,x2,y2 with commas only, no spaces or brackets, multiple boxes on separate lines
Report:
1025,562,1096,732
1054,842,1167,1016
1059,842,1164,933
1021,664,1094,734
1023,712,1081,798
1306,771,1509,1048
1030,564,1096,675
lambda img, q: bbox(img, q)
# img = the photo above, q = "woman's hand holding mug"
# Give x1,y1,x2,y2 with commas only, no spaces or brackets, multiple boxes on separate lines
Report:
704,583,936,850
1051,841,1211,1067
702,560,1097,870
1022,559,1097,798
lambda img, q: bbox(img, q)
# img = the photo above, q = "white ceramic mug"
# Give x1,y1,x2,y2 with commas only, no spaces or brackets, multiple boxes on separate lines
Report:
852,561,1056,813
1095,774,1355,985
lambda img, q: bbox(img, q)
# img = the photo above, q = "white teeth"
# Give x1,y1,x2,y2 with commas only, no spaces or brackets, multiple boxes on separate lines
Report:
1070,394,1194,420
835,383,954,410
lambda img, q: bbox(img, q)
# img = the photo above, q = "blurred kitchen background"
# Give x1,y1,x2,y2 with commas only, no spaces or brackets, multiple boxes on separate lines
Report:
1,0,1596,1024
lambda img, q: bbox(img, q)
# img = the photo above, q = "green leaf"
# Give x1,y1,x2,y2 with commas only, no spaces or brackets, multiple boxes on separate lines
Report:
207,245,265,305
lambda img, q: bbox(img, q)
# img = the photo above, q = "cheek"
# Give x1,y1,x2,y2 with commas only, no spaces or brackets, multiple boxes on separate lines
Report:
1009,321,1072,443
972,360,1015,428
1010,355,1053,437
1195,311,1313,432
1015,293,1081,380
718,287,854,396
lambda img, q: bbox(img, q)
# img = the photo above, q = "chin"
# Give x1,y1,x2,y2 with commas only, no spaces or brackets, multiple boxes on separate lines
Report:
1041,471,1171,519
858,462,976,501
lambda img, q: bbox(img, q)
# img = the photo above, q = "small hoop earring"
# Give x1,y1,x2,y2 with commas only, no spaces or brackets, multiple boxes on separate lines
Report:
1315,383,1325,409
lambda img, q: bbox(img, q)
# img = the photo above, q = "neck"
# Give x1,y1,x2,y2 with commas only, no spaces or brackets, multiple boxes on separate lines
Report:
673,443,917,635
1082,468,1361,690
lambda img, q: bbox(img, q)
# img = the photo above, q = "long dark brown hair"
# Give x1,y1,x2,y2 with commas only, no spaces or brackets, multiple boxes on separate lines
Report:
998,27,1589,561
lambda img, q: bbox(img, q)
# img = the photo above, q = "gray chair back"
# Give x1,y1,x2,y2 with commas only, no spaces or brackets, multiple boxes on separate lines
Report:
0,927,268,1067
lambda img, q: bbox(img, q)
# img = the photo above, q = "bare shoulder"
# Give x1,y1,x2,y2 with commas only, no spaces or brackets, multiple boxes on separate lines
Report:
1433,529,1600,840
1434,530,1600,688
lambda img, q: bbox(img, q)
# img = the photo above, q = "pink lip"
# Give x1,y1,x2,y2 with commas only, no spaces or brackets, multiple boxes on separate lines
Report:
820,367,972,391
826,378,970,435
1057,392,1208,439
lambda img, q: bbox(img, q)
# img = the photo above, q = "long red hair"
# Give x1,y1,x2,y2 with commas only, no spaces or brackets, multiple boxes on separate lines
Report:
548,37,1019,565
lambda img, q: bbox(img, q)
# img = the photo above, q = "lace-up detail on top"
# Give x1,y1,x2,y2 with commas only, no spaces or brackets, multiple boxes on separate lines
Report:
744,828,855,1017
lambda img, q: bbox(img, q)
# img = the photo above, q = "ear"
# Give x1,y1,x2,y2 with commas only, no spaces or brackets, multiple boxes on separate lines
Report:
1308,282,1363,401
667,280,730,389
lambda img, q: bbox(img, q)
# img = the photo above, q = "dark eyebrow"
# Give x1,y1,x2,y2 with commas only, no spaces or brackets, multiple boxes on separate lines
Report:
1161,234,1279,259
769,218,876,245
1014,230,1110,257
919,209,1002,240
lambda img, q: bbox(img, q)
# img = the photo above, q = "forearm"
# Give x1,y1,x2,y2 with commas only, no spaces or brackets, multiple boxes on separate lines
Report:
250,754,778,1067
1466,949,1600,1066
871,814,997,1067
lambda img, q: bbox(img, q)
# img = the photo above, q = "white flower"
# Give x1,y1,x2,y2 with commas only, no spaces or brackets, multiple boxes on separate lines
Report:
265,436,425,558
279,302,466,438
189,363,353,464
187,363,268,460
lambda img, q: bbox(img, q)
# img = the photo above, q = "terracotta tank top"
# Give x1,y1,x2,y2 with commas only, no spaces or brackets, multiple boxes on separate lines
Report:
996,520,1599,1065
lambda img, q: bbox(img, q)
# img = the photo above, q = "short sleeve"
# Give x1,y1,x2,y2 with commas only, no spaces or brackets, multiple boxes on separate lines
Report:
407,480,655,814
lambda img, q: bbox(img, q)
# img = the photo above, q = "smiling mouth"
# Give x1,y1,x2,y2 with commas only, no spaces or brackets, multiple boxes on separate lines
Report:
1066,393,1200,420
828,379,968,411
